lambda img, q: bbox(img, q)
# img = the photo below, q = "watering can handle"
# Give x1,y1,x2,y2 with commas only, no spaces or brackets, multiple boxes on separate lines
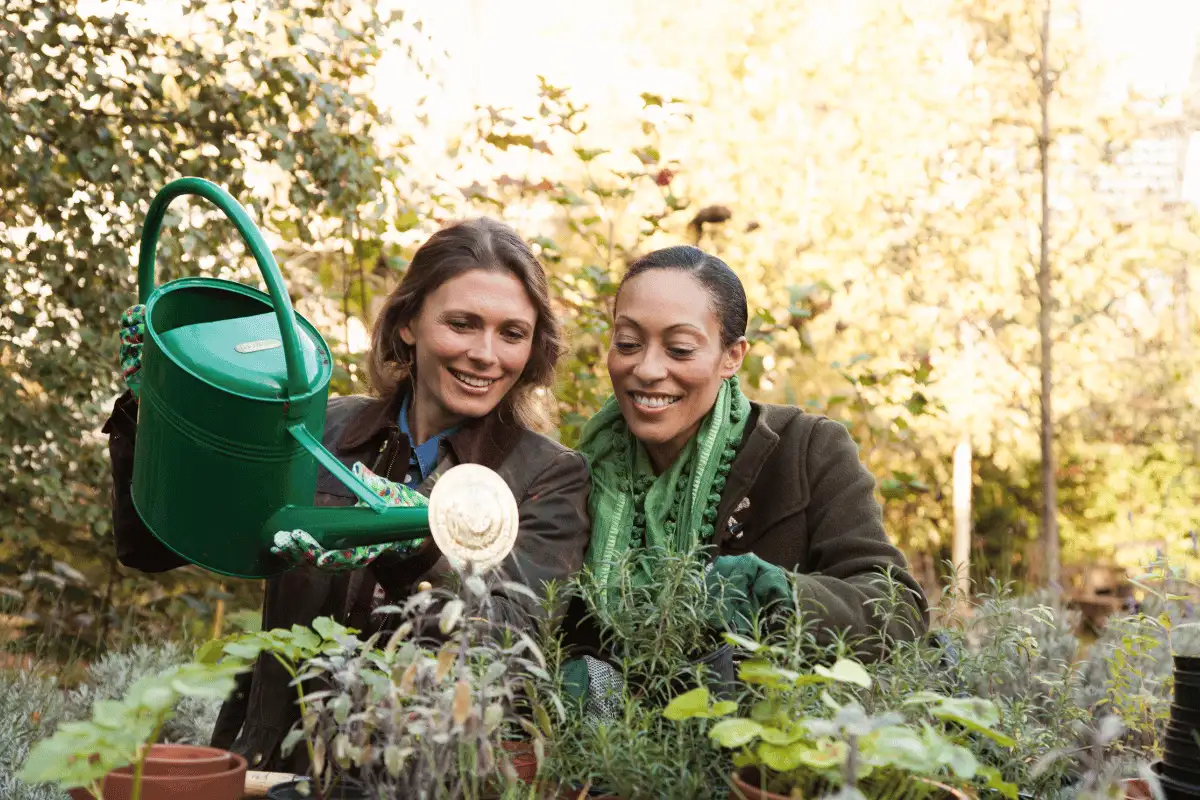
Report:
137,177,309,399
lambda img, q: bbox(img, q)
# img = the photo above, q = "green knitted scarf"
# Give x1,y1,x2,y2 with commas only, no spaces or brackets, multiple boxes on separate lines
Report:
577,376,750,604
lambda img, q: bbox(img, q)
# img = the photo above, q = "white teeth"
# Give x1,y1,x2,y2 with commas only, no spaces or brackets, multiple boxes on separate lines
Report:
631,393,679,409
451,369,496,388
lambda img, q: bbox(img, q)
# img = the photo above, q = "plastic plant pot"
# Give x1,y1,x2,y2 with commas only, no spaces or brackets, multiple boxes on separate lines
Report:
266,779,370,799
1153,760,1200,800
1173,655,1200,674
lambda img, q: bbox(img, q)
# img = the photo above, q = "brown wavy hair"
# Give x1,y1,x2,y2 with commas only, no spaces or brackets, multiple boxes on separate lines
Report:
366,218,563,431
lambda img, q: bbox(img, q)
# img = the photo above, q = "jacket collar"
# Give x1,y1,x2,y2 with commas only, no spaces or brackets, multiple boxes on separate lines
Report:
336,391,522,472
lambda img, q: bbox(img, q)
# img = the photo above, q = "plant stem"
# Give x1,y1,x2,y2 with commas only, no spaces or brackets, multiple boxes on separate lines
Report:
130,716,167,800
271,652,323,800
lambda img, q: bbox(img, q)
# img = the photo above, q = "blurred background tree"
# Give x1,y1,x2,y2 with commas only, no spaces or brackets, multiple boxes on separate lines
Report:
4,0,1200,656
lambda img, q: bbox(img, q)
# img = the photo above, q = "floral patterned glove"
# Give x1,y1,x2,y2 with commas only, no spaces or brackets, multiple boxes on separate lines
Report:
119,304,146,398
270,462,429,572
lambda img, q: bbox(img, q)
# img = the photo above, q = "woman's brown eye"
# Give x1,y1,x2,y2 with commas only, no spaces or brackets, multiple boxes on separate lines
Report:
614,341,639,353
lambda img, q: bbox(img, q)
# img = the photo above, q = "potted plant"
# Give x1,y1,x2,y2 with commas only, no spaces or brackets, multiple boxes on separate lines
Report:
533,547,747,799
664,650,1018,800
1154,622,1200,798
17,659,249,800
209,569,549,799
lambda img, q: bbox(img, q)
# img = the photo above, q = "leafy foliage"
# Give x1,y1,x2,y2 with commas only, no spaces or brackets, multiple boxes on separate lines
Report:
0,670,68,800
0,0,411,654
205,570,549,799
17,658,247,794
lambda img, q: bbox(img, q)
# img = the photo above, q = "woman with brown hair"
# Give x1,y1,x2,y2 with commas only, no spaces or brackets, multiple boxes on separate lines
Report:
104,217,591,771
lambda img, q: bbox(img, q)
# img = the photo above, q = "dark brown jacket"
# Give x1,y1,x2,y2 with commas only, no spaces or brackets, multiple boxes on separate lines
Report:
103,389,591,771
708,403,929,645
566,401,928,656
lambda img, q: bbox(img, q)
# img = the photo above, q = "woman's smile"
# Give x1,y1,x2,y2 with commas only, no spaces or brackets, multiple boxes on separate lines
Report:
628,391,683,412
448,367,501,393
608,270,747,473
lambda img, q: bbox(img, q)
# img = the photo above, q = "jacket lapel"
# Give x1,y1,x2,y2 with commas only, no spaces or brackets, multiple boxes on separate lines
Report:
443,410,523,471
711,402,780,548
335,393,403,451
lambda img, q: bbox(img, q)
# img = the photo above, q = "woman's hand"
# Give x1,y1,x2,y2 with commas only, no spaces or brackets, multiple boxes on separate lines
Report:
271,529,410,572
270,463,429,572
705,553,795,634
119,304,146,397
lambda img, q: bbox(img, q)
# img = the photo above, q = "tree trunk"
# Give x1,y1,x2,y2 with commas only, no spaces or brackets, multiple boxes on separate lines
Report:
1037,0,1060,587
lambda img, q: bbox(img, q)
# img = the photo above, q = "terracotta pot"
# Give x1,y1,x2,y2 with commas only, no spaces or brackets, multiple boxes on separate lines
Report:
1121,779,1153,800
501,739,541,783
135,743,234,777
67,746,246,800
727,767,971,800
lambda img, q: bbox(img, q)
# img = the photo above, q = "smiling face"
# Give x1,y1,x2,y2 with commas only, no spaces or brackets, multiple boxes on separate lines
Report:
608,269,749,473
400,268,537,441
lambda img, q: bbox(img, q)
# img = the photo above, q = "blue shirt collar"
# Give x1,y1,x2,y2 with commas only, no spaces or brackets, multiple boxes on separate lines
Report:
398,393,458,484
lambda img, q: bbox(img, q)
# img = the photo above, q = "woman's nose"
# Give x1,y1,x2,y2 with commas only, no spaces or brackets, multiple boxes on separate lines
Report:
467,332,498,365
631,346,668,382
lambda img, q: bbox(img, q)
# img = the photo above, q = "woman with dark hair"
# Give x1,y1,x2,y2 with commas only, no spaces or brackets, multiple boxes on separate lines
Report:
104,217,591,771
565,245,927,690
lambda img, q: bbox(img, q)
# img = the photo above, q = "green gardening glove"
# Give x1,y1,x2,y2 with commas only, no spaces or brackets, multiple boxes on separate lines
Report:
705,553,795,635
270,462,429,572
119,304,146,398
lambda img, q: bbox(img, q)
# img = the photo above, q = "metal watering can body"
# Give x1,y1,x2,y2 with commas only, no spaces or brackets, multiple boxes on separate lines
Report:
131,178,432,579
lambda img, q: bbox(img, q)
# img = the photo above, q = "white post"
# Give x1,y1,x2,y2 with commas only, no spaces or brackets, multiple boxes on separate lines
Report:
952,433,972,605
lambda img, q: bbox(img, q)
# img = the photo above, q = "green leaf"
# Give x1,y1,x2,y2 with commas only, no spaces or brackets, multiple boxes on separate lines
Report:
929,697,1015,747
574,147,607,162
797,739,849,769
223,640,265,660
757,741,811,772
738,660,801,688
709,718,765,749
281,728,306,757
709,700,738,717
195,639,225,664
978,765,1020,799
439,599,464,635
757,723,808,745
722,632,763,652
384,744,411,777
663,687,711,721
812,659,872,689
312,617,341,641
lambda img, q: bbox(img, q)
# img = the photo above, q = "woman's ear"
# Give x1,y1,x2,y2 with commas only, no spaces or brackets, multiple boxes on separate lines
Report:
398,324,416,347
719,337,750,378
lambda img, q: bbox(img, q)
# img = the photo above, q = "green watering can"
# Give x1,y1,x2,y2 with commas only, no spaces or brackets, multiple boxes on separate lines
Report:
131,177,443,579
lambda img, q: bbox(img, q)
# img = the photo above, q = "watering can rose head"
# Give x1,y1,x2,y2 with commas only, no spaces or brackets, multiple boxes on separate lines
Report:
270,463,520,572
426,463,520,570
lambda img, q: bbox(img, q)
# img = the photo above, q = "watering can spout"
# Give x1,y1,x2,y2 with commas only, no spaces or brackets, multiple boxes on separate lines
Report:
273,421,433,550
264,505,432,551
128,177,519,578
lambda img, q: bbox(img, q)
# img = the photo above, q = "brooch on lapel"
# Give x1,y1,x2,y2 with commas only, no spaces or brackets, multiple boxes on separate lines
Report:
727,497,751,540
